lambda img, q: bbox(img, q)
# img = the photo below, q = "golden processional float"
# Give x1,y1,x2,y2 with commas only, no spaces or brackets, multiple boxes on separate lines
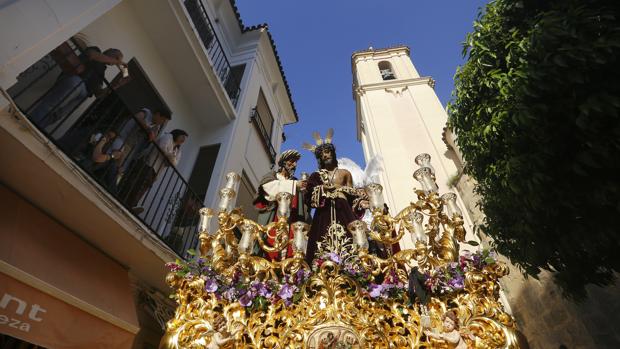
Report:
160,154,520,348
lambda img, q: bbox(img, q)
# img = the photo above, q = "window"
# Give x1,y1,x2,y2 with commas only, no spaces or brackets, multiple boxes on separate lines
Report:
255,89,274,137
378,61,396,80
251,89,276,163
225,64,245,104
188,144,221,200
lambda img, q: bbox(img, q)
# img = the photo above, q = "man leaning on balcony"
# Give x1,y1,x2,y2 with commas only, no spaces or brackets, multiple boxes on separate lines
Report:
30,46,127,129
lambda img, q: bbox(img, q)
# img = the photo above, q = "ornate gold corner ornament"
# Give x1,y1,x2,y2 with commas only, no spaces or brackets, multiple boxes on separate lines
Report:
160,156,520,349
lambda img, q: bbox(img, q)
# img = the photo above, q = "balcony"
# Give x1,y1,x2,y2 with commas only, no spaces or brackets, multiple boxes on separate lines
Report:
183,0,242,107
5,40,201,258
250,107,276,165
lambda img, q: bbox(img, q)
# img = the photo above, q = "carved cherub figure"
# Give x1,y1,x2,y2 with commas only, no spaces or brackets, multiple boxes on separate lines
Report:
207,314,235,349
424,310,469,349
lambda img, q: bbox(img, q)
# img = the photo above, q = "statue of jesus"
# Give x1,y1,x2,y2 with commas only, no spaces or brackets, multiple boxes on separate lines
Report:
303,130,368,263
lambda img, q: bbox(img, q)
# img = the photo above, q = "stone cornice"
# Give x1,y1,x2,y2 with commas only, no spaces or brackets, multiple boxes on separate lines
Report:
353,76,435,96
351,45,410,60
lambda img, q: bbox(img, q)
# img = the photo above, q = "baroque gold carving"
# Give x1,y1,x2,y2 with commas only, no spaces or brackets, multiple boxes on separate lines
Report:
160,164,521,348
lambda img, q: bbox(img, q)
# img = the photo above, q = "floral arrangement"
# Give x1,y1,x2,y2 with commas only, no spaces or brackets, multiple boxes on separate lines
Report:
166,249,498,310
423,249,497,295
165,250,311,311
313,249,498,298
313,251,408,300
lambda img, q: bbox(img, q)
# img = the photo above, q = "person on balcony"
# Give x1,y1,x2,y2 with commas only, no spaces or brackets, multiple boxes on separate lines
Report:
119,129,188,214
30,46,126,129
252,149,310,260
80,130,123,193
112,107,171,173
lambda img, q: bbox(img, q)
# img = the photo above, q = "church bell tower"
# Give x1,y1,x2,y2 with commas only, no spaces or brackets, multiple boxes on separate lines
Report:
351,46,472,248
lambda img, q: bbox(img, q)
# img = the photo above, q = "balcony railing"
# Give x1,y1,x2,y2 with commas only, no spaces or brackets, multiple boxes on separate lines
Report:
250,108,276,164
184,0,241,106
7,40,201,258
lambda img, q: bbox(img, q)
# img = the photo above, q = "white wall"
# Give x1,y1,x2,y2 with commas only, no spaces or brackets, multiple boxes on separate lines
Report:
0,0,121,88
210,35,288,207
353,47,476,249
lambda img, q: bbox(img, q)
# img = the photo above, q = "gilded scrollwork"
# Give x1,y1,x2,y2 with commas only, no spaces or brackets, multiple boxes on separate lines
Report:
160,166,521,348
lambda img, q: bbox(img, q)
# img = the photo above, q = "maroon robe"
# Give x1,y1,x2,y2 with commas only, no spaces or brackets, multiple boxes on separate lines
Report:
305,170,364,263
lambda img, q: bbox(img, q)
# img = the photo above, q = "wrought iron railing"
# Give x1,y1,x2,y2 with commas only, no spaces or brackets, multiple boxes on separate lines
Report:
250,107,276,164
7,39,201,258
184,0,242,106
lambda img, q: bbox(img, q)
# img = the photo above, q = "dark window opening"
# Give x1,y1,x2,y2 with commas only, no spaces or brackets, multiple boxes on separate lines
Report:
188,144,221,200
250,89,276,164
378,61,396,80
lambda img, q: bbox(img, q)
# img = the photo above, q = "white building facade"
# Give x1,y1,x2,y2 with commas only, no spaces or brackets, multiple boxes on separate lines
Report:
0,0,297,347
352,45,620,348
351,45,476,249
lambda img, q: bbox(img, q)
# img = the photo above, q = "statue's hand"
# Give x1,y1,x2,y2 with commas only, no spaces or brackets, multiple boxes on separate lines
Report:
298,180,308,191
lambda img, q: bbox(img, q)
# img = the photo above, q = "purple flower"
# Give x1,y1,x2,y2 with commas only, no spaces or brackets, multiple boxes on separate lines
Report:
368,283,383,298
252,281,272,298
448,275,465,289
472,254,482,268
222,287,237,301
204,278,218,292
327,252,341,264
239,291,255,307
295,269,307,284
278,284,296,300
344,264,358,276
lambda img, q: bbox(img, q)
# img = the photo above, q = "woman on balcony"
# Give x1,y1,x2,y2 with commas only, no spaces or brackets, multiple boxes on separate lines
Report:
118,129,188,214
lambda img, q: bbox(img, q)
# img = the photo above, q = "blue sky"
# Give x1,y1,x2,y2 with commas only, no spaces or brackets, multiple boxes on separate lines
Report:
236,0,489,174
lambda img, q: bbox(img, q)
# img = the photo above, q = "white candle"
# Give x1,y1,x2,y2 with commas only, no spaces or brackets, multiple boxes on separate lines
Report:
291,222,309,252
218,188,236,212
238,222,255,254
409,211,426,242
414,153,435,175
348,220,369,250
413,167,437,193
365,183,384,211
441,192,462,217
301,237,308,254
276,192,292,219
198,207,213,233
224,172,241,192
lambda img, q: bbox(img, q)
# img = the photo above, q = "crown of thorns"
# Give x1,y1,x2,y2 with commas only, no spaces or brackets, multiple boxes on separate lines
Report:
302,129,335,157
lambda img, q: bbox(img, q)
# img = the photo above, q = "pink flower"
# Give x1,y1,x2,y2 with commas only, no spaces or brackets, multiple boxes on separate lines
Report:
165,262,182,272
